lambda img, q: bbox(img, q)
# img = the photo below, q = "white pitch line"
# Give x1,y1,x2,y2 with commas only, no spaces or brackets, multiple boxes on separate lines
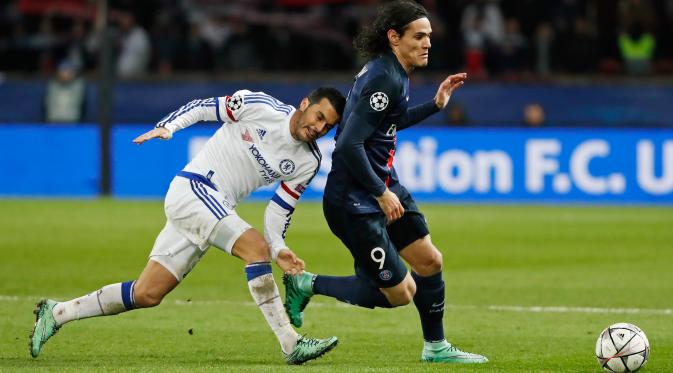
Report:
2,294,671,316
487,305,673,316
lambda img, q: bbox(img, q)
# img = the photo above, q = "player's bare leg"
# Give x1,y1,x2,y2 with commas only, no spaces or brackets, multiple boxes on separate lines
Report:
400,235,488,363
30,260,177,358
379,272,416,306
225,227,337,364
133,261,179,307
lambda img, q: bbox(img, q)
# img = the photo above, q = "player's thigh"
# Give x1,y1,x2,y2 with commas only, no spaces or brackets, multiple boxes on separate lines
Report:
149,220,208,282
387,190,441,276
164,176,236,250
387,188,430,251
324,201,407,289
399,235,443,276
207,214,254,257
228,227,270,264
165,176,261,262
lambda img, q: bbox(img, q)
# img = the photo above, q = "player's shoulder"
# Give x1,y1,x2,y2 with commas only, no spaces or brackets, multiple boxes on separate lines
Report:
297,140,322,169
359,59,403,94
241,91,294,116
223,90,295,123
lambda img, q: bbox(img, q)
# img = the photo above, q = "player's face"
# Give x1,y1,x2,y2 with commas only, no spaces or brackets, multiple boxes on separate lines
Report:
292,97,340,143
397,17,432,69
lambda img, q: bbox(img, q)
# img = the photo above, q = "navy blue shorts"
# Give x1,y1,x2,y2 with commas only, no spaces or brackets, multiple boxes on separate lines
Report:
323,188,429,288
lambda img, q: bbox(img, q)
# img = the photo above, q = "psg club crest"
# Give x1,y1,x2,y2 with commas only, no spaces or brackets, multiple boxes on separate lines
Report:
279,159,296,175
370,92,389,111
379,270,392,281
227,95,243,111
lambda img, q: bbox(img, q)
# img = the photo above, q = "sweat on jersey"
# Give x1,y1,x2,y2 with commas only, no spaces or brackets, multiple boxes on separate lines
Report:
155,90,321,258
324,50,440,214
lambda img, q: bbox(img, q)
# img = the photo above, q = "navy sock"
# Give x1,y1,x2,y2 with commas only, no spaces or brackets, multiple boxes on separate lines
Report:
121,280,136,310
412,271,445,342
244,261,272,281
313,275,392,309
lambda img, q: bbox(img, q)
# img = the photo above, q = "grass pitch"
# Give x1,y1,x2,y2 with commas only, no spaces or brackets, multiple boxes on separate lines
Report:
0,199,672,372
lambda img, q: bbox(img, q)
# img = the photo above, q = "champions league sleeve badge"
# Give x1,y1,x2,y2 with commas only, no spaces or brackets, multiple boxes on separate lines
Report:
369,92,389,111
227,95,243,111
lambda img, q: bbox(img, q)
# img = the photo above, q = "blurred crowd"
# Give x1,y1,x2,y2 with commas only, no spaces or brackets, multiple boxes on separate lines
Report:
2,0,673,79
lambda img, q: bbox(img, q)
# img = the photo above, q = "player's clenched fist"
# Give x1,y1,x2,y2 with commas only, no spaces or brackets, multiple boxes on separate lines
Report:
376,188,405,224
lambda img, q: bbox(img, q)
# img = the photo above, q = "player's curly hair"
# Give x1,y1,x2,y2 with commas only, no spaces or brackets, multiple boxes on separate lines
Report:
353,0,429,60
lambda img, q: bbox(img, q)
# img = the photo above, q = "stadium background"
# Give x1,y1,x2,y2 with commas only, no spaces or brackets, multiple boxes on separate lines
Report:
1,0,672,202
1,0,672,372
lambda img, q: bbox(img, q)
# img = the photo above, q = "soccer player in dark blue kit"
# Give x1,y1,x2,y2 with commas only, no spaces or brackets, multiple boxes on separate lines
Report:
284,0,488,364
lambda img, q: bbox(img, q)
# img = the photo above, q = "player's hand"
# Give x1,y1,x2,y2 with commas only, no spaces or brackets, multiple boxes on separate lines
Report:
434,72,467,110
376,188,405,224
276,248,305,275
132,127,172,144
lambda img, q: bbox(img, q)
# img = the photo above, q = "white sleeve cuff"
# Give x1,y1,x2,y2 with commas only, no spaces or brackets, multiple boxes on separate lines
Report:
270,246,288,261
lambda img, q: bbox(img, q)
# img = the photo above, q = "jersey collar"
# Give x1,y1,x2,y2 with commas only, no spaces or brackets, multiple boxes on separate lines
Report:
383,50,409,78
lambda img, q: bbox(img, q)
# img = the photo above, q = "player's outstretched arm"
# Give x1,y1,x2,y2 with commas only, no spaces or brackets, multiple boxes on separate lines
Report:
398,73,469,130
132,127,172,144
434,72,468,109
151,97,226,140
276,248,305,275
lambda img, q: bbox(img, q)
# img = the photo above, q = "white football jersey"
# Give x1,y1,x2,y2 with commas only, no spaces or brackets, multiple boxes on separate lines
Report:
155,90,321,255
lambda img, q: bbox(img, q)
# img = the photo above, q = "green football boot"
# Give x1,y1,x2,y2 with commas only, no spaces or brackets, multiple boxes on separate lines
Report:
421,341,489,364
30,299,60,358
283,271,315,328
284,335,338,365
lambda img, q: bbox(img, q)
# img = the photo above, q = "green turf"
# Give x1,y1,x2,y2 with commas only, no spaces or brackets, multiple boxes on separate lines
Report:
1,199,672,372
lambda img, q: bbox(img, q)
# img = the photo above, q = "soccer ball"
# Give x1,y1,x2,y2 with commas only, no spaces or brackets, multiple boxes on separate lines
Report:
596,323,650,372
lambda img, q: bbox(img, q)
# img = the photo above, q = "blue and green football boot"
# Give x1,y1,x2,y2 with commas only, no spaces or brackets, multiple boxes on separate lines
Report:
30,299,60,358
284,335,338,365
283,272,315,328
421,340,488,363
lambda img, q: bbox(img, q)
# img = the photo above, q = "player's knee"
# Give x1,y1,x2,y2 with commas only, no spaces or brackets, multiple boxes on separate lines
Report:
388,278,416,307
231,229,271,264
241,239,271,264
249,240,271,263
393,294,413,307
414,249,443,276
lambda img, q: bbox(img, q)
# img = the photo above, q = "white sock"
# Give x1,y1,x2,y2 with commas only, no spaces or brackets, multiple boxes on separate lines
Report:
52,282,134,326
425,339,450,350
247,273,299,354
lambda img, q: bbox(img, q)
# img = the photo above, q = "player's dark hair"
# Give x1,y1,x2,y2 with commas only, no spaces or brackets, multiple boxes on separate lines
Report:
354,0,429,60
307,87,346,119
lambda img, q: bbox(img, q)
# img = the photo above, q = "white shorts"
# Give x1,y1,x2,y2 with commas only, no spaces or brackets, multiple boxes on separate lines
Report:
149,173,252,281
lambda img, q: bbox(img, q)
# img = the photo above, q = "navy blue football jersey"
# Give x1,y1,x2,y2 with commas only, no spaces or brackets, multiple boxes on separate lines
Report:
324,51,439,214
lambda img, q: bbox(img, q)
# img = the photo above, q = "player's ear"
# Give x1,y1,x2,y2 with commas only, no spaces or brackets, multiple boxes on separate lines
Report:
299,98,310,112
387,29,400,46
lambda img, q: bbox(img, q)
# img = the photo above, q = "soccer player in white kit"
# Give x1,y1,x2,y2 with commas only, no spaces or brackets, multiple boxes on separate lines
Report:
30,87,346,365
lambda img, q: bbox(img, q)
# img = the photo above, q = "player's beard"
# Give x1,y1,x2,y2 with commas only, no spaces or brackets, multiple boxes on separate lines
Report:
303,126,318,142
